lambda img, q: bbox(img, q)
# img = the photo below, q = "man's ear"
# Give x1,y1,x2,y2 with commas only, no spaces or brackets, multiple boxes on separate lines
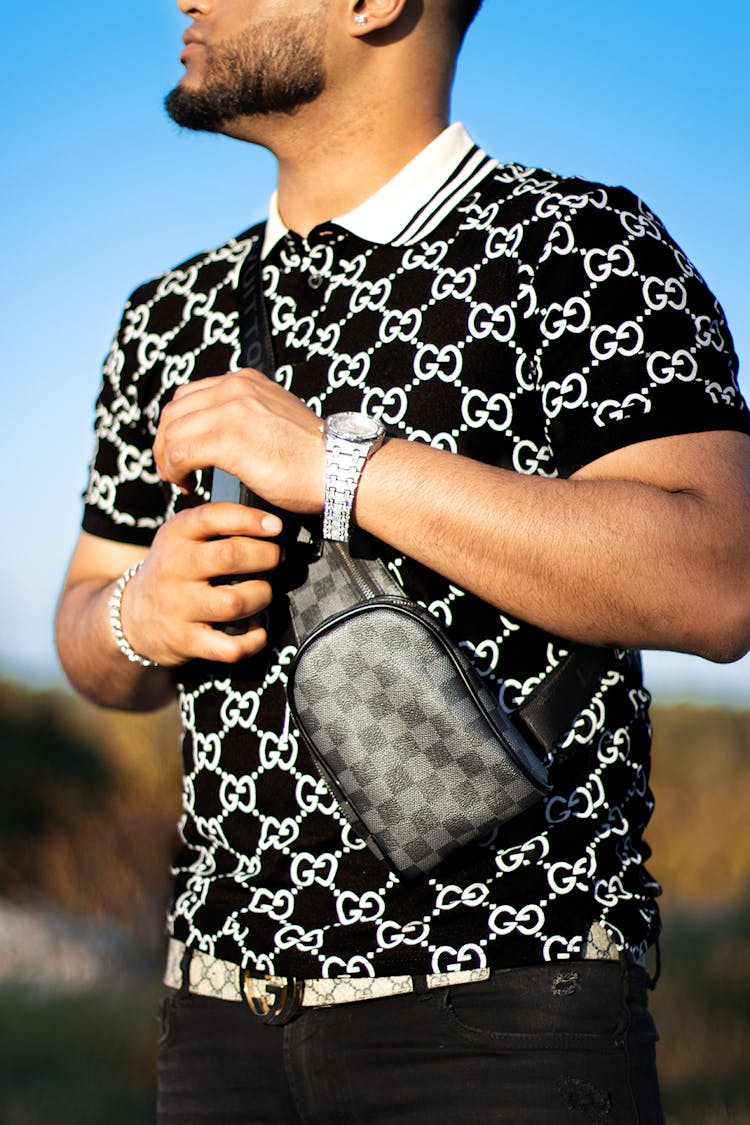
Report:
347,0,411,38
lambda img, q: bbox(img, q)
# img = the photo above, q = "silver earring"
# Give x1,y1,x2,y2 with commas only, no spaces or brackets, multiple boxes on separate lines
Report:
354,13,368,25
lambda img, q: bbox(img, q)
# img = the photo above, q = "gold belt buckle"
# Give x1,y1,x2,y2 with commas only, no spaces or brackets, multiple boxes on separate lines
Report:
242,972,305,1025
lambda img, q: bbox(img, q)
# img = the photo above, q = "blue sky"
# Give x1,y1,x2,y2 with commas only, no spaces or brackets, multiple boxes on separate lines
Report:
1,0,748,703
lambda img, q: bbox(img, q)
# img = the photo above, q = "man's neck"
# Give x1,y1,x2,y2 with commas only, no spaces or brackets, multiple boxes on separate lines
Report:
272,111,450,237
221,52,452,238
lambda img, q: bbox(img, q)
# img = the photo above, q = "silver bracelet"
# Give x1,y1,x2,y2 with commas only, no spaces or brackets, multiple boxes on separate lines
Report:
108,561,159,668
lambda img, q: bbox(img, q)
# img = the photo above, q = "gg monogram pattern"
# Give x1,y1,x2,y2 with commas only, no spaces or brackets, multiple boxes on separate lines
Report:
83,139,747,978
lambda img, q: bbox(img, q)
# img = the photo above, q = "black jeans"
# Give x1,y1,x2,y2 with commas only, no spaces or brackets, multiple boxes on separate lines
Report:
157,960,664,1124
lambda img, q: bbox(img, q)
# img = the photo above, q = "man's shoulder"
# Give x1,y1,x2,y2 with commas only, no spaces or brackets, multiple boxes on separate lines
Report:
468,155,668,263
479,155,642,219
124,221,266,311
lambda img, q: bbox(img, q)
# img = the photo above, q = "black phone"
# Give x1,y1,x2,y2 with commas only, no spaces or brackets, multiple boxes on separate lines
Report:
209,467,258,508
208,469,300,635
209,469,271,635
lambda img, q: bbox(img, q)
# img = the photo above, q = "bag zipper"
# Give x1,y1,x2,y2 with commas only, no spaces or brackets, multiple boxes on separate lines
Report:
330,541,391,601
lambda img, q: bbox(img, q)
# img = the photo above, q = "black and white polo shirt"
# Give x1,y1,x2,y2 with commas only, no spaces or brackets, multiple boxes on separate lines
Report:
83,124,748,977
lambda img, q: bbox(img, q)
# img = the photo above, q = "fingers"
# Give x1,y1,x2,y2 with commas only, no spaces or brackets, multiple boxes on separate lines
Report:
153,370,274,483
204,576,274,626
154,402,227,493
204,537,281,582
190,619,272,662
149,611,274,666
122,565,276,667
117,502,286,667
180,501,284,543
152,370,325,513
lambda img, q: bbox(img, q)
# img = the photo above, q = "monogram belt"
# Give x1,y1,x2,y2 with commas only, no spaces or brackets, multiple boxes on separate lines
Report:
164,926,621,1026
165,938,492,1025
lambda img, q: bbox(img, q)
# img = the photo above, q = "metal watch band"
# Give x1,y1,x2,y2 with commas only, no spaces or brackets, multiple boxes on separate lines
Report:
322,434,372,541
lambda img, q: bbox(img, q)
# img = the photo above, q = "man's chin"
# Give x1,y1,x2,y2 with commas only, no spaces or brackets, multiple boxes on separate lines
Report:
164,85,226,133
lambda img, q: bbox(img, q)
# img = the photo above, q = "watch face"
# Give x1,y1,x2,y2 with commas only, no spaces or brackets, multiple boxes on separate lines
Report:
327,412,384,442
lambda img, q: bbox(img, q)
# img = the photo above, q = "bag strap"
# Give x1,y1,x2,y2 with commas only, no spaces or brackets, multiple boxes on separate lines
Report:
512,646,613,761
236,228,615,763
237,226,274,379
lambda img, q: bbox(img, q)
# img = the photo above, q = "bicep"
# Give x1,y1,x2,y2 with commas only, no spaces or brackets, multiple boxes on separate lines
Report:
572,429,750,505
571,429,750,659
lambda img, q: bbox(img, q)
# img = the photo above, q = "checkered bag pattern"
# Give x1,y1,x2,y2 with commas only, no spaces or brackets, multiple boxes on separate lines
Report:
289,539,404,643
287,597,550,880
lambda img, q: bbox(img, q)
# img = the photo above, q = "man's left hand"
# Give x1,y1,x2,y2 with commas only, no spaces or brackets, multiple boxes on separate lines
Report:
153,369,325,513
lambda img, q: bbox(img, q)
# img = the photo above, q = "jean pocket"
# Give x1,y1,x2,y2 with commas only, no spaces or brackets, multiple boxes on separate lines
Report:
442,962,633,1050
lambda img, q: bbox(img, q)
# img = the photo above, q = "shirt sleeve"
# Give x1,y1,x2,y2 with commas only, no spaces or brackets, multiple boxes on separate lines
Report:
81,283,170,546
519,183,749,477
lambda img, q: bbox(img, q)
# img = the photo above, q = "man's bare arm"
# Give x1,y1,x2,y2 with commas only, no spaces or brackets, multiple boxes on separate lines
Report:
56,534,174,712
55,504,284,711
355,428,750,662
152,371,750,664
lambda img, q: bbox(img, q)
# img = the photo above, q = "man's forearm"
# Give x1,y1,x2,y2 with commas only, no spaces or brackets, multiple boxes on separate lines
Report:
56,576,176,712
355,432,750,662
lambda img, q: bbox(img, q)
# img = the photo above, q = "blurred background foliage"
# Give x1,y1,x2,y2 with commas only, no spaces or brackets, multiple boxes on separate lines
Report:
0,681,181,942
0,681,749,1123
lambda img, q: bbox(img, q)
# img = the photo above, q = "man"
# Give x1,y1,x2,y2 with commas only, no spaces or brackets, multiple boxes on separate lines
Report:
56,0,750,1120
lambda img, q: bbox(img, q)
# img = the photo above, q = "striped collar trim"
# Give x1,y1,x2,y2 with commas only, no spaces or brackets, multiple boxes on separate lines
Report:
262,123,497,257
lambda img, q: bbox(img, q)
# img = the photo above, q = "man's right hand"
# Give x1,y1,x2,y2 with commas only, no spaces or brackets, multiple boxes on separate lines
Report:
55,504,284,711
119,502,284,666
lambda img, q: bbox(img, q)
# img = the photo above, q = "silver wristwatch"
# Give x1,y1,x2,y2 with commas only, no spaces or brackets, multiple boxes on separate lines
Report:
322,412,386,541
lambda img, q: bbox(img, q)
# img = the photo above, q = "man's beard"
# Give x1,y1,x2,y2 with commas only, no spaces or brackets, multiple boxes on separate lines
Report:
165,11,327,132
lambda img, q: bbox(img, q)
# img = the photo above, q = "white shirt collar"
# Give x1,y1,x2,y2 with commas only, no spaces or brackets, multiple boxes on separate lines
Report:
261,122,478,257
